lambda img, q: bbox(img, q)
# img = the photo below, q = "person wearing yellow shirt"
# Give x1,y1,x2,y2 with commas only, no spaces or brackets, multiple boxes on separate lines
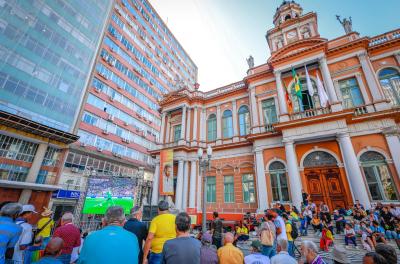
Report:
235,221,249,242
282,214,295,257
143,200,176,264
36,207,54,248
217,232,244,264
311,214,322,235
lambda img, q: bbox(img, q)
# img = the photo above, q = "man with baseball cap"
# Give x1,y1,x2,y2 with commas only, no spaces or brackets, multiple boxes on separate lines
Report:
13,204,37,262
244,240,270,264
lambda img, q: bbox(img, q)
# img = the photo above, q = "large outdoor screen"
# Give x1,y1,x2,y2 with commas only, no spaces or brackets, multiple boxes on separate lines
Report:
82,177,136,214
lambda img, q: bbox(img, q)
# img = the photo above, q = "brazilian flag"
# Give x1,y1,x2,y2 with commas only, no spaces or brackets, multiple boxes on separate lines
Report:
292,68,304,111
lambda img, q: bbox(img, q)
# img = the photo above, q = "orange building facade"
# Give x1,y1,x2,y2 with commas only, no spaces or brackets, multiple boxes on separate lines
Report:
150,2,400,222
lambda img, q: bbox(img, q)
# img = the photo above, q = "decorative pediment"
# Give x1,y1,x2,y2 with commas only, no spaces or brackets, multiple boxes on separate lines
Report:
269,38,327,63
159,90,188,105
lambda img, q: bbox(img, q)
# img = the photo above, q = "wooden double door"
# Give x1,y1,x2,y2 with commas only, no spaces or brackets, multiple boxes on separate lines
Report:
304,167,348,211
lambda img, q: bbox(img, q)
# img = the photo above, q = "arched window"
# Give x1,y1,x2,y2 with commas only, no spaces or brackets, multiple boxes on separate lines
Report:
269,161,290,202
207,114,217,141
238,105,250,136
285,14,291,21
303,151,337,168
290,78,320,112
222,110,233,138
378,68,400,106
360,151,398,201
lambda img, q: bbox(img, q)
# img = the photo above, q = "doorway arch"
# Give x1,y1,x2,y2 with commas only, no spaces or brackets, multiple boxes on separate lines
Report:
302,150,348,210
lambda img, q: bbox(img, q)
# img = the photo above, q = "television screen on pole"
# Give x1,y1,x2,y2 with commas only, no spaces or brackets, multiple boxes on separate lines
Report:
82,177,136,214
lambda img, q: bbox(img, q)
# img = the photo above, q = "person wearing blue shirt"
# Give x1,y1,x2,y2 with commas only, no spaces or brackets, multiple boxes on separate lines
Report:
78,206,139,264
370,220,387,245
0,203,23,264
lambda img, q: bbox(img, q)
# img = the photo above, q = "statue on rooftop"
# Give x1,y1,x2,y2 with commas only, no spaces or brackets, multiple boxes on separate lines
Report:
336,15,353,34
246,55,254,69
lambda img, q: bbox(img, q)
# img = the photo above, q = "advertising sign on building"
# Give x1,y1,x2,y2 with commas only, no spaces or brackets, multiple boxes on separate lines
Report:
52,190,81,200
159,149,174,195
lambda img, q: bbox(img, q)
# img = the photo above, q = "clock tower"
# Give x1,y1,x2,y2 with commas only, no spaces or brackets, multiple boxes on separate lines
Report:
266,1,320,54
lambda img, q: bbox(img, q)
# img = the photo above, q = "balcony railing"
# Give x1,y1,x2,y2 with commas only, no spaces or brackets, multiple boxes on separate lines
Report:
354,105,369,116
369,29,400,46
289,107,331,121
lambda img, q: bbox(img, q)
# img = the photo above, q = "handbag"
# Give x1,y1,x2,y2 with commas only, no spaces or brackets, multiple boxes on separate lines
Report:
260,222,274,246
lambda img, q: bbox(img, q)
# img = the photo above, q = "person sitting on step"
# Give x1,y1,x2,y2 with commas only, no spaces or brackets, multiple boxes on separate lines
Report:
344,223,357,249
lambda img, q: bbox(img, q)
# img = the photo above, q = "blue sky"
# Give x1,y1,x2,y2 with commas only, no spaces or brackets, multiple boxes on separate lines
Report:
151,0,400,91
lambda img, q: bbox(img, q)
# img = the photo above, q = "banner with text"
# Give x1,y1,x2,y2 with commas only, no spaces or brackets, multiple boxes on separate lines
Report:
159,149,174,195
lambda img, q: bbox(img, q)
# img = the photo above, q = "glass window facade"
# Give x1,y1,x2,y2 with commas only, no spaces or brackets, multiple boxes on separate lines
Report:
339,78,364,109
238,106,250,136
173,125,181,142
64,151,138,177
262,98,278,124
360,151,398,201
0,0,113,132
224,176,235,203
207,114,217,141
222,110,233,138
242,174,255,203
206,176,216,203
269,161,290,202
378,68,400,106
0,134,38,163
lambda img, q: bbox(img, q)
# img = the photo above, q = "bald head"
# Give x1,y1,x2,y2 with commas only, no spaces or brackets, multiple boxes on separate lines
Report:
45,237,64,256
224,232,234,244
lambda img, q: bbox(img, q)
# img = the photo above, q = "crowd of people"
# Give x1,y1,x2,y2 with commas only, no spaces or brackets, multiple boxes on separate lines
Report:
0,197,399,264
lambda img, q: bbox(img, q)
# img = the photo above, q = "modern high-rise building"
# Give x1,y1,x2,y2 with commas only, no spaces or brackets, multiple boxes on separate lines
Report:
54,0,198,215
0,0,113,218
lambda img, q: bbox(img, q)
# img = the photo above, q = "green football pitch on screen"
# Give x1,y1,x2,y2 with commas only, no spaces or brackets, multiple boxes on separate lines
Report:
82,197,134,214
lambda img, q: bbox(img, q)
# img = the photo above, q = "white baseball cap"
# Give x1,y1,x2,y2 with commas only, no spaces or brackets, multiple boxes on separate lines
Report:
21,204,38,214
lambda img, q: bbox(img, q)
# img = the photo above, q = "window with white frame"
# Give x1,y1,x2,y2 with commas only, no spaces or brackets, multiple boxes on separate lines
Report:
360,151,398,201
238,105,250,136
338,78,364,109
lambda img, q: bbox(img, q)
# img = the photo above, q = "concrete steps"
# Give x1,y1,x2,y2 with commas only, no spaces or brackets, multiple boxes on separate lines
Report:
238,227,400,264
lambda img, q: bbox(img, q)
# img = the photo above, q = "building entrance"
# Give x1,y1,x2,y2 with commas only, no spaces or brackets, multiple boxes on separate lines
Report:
303,151,348,211
304,168,347,210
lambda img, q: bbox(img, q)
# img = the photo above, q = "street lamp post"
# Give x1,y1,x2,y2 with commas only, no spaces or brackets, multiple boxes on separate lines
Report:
197,145,213,233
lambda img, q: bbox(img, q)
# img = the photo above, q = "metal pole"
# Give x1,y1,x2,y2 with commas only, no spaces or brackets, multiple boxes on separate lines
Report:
201,161,207,233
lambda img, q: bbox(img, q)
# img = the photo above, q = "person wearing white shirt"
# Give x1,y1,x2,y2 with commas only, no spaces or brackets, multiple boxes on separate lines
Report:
271,238,297,264
12,204,37,262
273,212,287,241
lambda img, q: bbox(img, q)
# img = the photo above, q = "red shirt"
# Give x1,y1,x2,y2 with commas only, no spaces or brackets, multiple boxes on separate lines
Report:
53,223,81,254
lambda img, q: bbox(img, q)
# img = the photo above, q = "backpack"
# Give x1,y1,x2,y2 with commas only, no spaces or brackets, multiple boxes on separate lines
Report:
290,221,299,240
260,222,274,246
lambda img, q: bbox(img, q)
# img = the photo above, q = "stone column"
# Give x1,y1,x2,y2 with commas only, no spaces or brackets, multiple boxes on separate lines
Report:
319,57,342,112
193,107,198,142
255,150,268,211
232,100,239,140
180,106,186,140
395,52,400,65
358,52,389,110
249,87,260,133
26,143,48,183
20,143,48,204
175,160,185,210
151,161,160,205
185,108,191,142
199,108,206,145
274,71,289,122
383,127,400,177
182,161,189,210
337,132,371,209
216,104,222,143
283,140,303,209
159,112,166,144
189,160,197,208
165,114,171,143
